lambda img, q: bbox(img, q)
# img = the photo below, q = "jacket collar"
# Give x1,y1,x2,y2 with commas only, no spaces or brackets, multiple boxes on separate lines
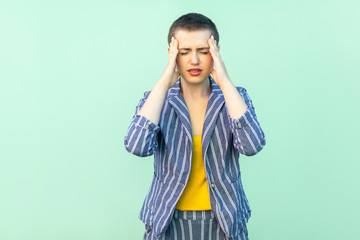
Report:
167,75,226,156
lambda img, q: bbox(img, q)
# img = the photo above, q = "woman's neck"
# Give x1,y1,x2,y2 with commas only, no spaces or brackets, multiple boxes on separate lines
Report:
180,76,212,101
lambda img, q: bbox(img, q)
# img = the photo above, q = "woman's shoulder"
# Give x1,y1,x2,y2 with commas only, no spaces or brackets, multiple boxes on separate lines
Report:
141,89,171,100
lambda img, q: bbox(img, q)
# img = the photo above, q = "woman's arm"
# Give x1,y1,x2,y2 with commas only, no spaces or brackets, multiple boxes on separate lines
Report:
124,90,161,157
124,37,180,156
228,87,266,156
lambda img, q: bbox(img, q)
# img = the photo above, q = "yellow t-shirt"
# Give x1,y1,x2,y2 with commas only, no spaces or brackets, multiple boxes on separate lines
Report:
175,135,212,210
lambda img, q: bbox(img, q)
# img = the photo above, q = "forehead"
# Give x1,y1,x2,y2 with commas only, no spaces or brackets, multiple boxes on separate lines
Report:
174,29,211,48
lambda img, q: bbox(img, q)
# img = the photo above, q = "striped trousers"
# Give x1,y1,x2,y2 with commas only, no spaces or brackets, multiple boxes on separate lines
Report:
143,209,249,240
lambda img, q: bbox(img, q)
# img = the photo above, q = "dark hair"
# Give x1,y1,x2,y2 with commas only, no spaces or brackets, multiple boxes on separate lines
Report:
167,13,219,46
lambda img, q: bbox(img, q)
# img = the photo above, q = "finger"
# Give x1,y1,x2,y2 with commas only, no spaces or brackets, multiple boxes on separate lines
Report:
211,35,215,44
175,38,178,48
171,37,177,52
209,39,216,55
212,35,217,46
210,35,219,49
172,37,176,49
208,38,214,52
170,39,173,50
208,36,216,50
208,36,213,46
209,36,220,55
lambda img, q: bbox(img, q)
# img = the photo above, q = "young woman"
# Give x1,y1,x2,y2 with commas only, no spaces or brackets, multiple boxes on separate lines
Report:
124,13,266,240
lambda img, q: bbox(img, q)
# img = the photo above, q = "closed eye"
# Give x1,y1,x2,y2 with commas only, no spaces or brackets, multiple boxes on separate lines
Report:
180,52,208,55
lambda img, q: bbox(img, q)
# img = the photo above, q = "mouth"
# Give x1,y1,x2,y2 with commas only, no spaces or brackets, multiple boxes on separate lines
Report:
187,68,202,76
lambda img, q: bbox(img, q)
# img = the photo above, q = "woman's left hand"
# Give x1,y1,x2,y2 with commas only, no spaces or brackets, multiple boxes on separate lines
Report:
208,35,231,87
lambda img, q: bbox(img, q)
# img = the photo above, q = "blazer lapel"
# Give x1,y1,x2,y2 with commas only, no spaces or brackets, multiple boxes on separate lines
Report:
167,75,225,158
201,75,225,160
168,76,193,143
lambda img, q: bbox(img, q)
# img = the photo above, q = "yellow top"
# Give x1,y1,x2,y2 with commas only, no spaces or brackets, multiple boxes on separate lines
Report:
175,135,212,210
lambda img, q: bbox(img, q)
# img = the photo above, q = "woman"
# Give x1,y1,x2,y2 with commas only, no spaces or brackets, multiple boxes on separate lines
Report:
124,13,266,240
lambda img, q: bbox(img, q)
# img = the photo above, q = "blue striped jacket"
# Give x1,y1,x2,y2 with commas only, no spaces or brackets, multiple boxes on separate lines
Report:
124,75,265,239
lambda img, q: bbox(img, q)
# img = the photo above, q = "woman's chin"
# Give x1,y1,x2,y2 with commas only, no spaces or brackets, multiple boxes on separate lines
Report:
180,73,210,83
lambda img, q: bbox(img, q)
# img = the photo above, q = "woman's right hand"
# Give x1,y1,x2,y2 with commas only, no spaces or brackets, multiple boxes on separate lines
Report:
137,37,181,126
162,36,180,89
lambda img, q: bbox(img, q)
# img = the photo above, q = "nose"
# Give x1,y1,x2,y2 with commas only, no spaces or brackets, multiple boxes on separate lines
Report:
190,52,200,65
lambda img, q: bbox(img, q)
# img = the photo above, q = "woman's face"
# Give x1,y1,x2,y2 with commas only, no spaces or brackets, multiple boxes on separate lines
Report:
172,29,214,83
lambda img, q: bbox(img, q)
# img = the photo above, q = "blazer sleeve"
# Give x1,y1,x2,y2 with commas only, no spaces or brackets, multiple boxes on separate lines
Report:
229,87,266,156
124,90,160,157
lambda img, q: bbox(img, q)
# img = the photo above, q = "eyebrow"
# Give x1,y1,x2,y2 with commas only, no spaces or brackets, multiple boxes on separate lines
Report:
178,47,210,50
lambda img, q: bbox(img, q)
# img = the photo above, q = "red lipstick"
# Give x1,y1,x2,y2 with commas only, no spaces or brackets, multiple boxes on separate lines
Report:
187,68,202,76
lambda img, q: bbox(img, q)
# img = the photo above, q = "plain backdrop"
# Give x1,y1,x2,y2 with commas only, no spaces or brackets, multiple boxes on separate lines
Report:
1,0,359,239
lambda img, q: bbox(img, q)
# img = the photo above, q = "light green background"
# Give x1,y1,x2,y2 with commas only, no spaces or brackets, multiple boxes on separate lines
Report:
1,0,359,239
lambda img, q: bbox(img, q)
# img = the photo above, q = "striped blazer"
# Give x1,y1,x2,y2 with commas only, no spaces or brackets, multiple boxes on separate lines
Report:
124,75,266,239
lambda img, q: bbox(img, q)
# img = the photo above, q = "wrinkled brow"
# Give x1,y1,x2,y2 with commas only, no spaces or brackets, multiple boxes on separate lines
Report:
178,47,210,50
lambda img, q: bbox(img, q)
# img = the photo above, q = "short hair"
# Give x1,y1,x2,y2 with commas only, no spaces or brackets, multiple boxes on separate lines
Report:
167,13,219,46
